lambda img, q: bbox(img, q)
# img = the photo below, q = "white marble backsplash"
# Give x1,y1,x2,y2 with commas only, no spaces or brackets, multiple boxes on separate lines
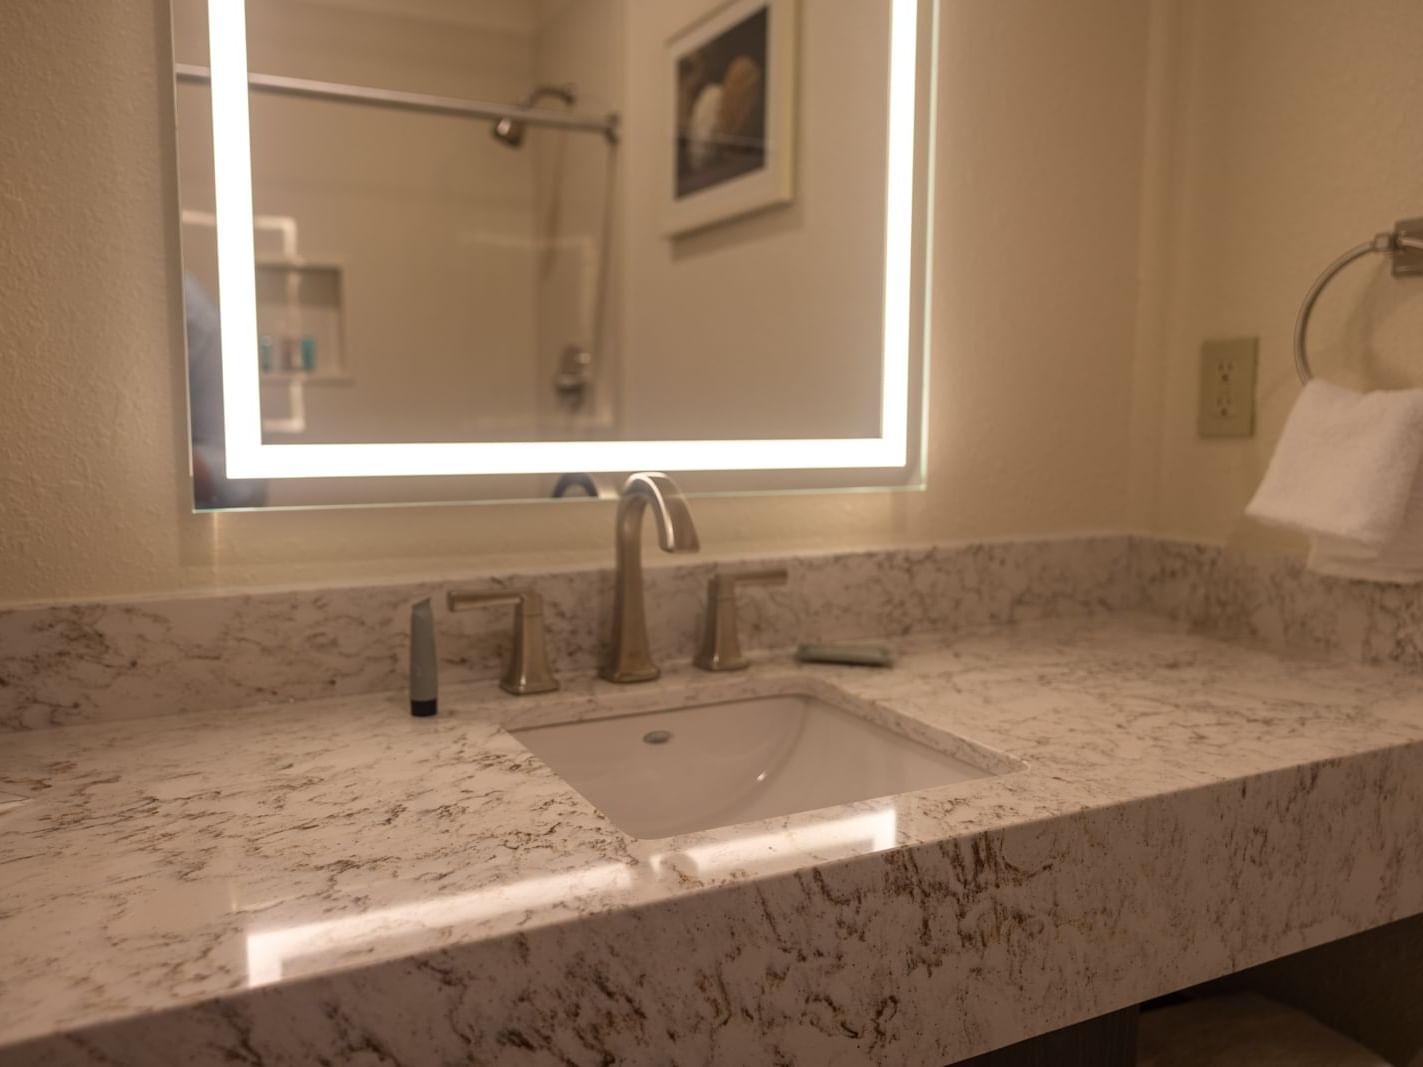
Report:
1131,537,1423,670
0,537,1135,731
7,534,1423,732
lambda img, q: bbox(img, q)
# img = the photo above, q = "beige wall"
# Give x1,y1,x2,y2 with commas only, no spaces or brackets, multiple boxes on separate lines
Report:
1132,0,1423,549
0,0,1151,605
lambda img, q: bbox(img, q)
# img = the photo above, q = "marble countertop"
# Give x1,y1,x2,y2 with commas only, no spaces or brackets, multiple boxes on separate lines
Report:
4,613,1423,1065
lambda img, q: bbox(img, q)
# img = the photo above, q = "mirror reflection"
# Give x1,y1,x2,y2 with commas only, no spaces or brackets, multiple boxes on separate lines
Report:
172,0,920,510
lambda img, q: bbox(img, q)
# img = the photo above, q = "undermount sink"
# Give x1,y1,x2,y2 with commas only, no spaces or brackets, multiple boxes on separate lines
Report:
512,690,1004,839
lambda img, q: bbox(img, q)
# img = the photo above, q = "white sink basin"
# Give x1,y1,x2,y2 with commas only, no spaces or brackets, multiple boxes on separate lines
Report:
512,691,1002,839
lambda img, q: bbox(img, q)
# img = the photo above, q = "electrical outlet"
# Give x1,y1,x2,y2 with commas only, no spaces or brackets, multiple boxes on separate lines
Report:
1197,338,1258,439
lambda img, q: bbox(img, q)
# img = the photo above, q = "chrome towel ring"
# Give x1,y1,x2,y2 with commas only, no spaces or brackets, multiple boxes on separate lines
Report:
1295,219,1423,384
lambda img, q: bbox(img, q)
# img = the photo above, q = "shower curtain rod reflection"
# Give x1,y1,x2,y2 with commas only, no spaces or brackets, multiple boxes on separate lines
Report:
174,63,621,143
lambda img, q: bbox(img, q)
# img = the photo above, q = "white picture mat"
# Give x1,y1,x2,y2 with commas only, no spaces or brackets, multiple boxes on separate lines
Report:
659,0,797,237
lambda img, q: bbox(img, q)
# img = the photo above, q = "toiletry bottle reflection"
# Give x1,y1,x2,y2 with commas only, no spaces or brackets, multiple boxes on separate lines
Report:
184,274,269,509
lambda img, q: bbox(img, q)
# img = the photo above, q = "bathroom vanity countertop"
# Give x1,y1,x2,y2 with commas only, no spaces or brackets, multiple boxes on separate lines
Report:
3,613,1423,1064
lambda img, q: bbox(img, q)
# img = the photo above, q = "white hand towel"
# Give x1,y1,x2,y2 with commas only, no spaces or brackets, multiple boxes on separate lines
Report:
1309,472,1423,581
1245,380,1423,583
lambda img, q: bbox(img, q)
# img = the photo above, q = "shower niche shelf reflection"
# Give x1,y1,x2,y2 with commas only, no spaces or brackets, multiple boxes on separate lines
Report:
254,260,349,385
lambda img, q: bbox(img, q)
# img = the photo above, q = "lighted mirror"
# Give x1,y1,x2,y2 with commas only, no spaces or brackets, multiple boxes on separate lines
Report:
172,0,934,509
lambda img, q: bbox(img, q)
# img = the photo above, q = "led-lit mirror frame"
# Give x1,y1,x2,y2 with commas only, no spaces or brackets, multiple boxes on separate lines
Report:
204,0,933,485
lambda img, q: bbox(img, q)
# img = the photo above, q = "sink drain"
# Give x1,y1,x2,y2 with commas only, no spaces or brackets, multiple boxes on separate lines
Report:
642,730,673,745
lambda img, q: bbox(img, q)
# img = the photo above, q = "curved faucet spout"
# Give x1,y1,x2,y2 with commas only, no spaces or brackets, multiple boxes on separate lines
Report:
602,473,700,683
620,472,700,554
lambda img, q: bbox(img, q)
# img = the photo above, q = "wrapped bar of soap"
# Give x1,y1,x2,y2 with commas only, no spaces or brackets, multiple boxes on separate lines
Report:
795,643,896,668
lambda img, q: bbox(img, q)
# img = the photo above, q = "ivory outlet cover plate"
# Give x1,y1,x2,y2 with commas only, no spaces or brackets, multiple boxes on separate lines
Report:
1198,338,1258,439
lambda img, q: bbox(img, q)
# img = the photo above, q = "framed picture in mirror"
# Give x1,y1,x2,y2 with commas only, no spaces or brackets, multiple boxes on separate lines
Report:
662,0,798,237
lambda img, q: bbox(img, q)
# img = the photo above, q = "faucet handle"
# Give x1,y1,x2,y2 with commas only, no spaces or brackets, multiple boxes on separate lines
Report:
694,568,789,672
446,588,560,696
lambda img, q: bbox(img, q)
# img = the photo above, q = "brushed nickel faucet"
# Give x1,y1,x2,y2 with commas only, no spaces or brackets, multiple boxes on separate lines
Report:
601,473,700,683
694,568,788,671
447,588,560,695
